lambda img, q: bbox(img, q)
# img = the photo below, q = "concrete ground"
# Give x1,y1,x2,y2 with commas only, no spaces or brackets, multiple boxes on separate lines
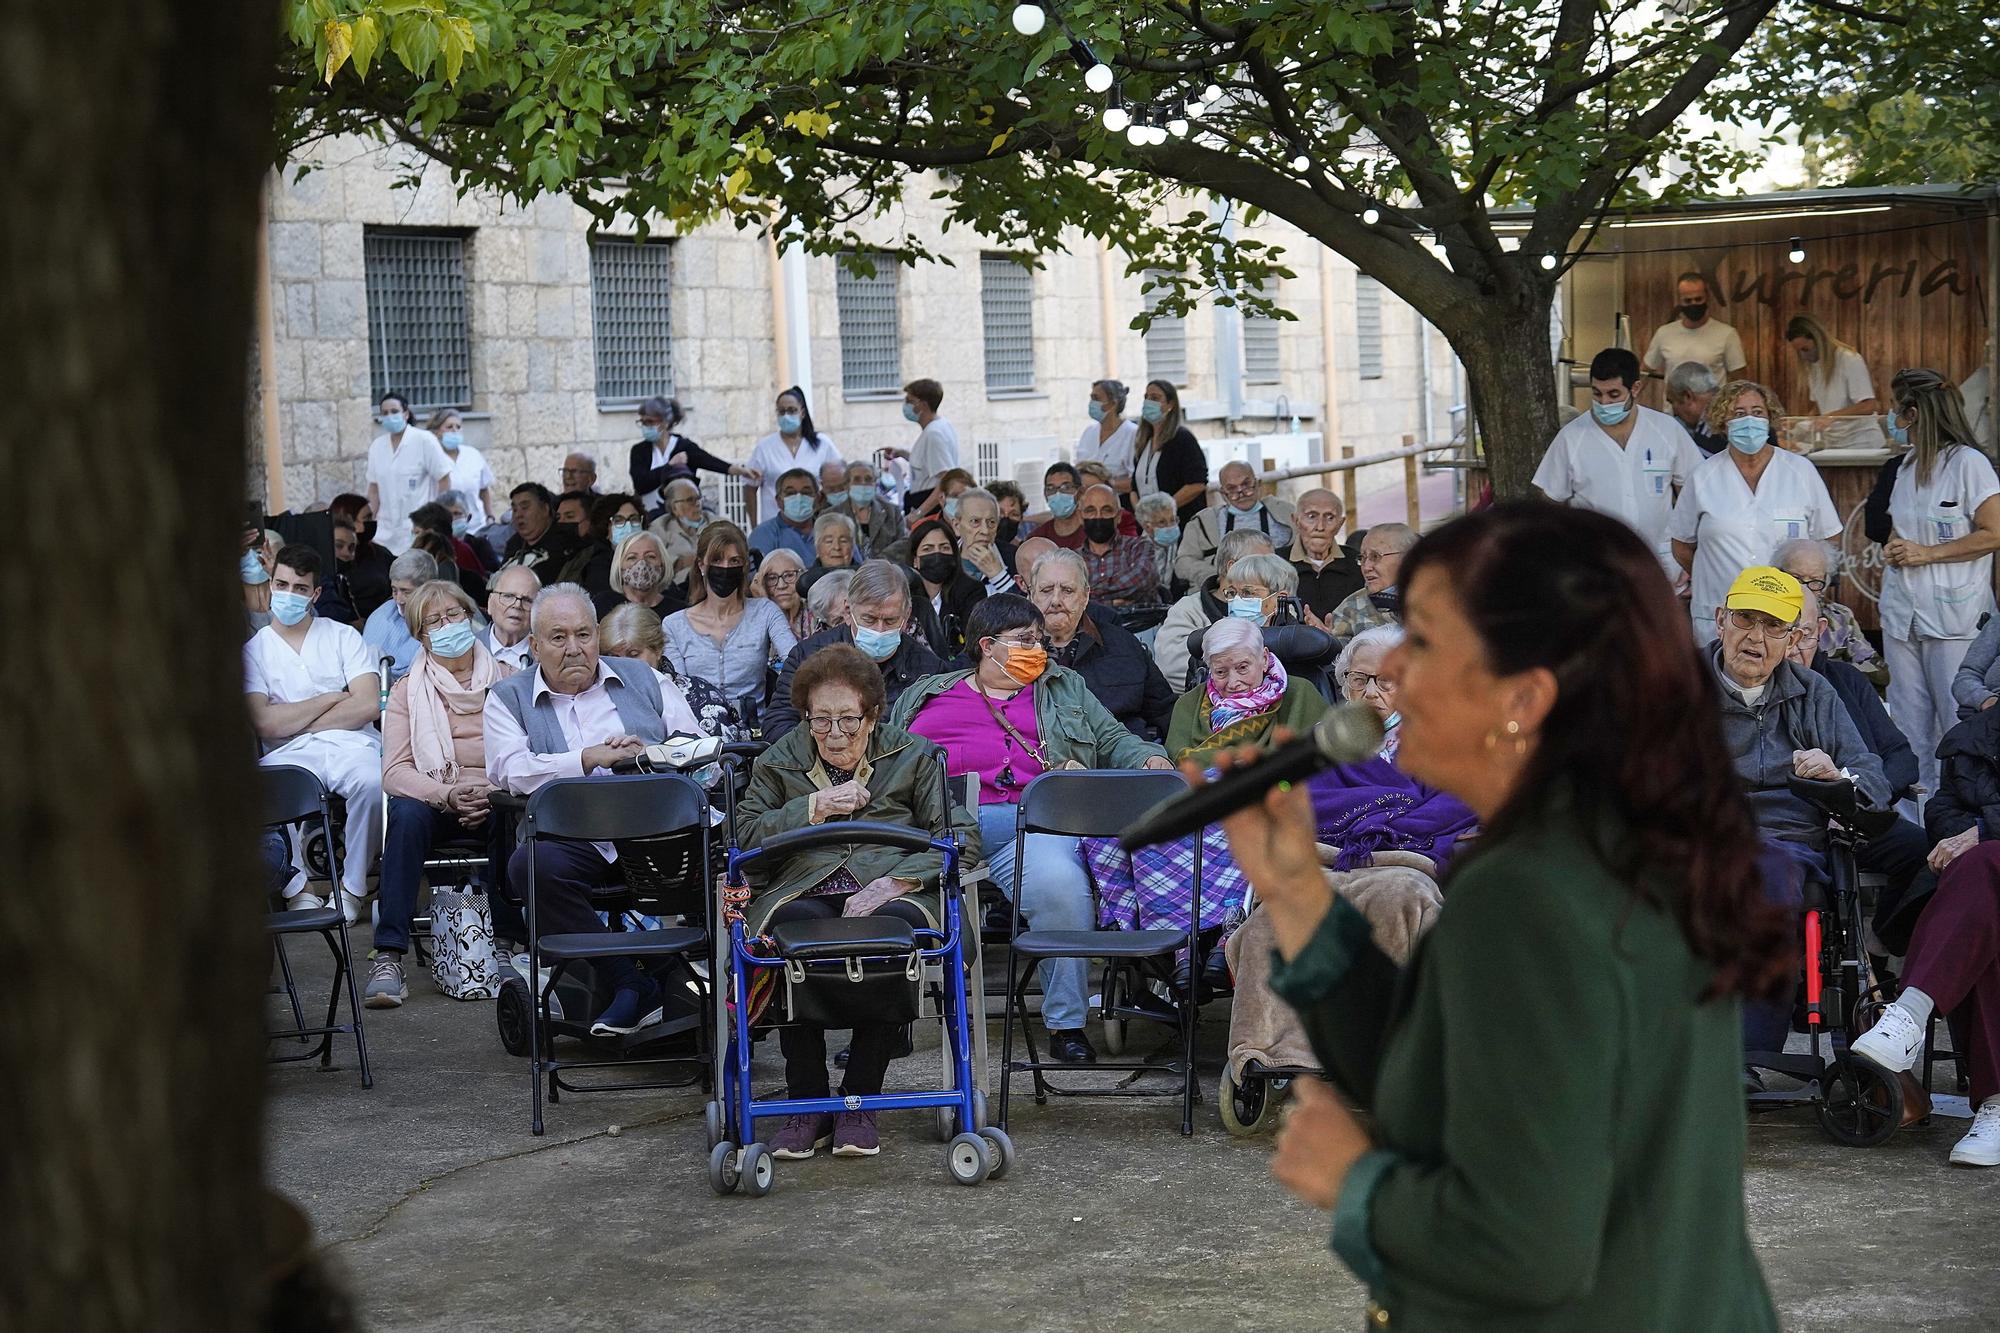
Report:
267,935,2000,1332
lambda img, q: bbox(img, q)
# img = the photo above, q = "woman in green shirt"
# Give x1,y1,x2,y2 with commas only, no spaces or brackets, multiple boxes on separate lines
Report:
1215,502,1787,1331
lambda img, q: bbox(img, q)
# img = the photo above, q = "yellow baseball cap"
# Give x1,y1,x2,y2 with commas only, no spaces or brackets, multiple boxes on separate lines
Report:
1725,566,1804,624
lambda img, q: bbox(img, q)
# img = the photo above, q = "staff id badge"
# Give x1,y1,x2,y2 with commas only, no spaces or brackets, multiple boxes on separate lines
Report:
1646,466,1671,497
407,474,425,492
1777,513,1806,540
1933,504,1965,544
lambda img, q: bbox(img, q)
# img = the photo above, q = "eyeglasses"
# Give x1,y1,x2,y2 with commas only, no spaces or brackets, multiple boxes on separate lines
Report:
763,570,801,587
492,592,533,609
1727,610,1803,641
1358,550,1397,567
1345,671,1389,695
421,609,471,632
1784,573,1828,594
1044,482,1078,496
807,714,867,735
993,634,1052,653
1219,481,1261,501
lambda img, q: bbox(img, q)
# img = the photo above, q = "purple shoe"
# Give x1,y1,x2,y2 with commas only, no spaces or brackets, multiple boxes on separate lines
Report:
769,1114,833,1160
831,1110,880,1158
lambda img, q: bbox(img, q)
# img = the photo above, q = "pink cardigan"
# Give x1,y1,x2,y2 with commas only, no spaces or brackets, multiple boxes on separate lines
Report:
382,672,497,806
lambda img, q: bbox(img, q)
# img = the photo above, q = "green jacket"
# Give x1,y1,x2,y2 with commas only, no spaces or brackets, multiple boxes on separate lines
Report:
888,664,1169,772
1272,810,1776,1332
1164,676,1329,768
735,722,978,935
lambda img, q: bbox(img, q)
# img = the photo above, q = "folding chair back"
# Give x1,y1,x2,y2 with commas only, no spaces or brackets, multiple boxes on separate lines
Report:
1016,769,1187,840
263,764,330,829
526,772,706,843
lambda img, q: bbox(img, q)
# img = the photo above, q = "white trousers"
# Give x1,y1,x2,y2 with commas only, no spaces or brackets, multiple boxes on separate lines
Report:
1884,633,1974,797
262,733,382,901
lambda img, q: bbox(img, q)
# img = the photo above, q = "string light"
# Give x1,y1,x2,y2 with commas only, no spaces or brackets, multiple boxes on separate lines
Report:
1540,253,1559,271
1083,60,1113,94
1202,83,1223,103
1361,205,1381,226
1102,86,1130,134
1167,107,1189,137
1289,153,1310,172
1010,2,1047,35
1787,235,1807,264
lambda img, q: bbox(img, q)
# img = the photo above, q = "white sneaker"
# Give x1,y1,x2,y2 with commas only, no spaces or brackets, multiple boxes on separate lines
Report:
1949,1100,2000,1167
1849,1002,1926,1075
286,893,328,912
340,891,369,924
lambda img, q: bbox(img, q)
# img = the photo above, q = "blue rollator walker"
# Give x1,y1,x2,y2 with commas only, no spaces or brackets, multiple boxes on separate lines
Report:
704,754,1012,1195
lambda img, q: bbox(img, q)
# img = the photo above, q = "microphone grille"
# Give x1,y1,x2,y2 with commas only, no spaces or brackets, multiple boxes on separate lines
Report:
1315,702,1386,765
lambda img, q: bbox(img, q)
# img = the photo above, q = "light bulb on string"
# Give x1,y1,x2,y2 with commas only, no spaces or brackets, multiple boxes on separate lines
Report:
1202,83,1222,103
1084,61,1114,94
1787,236,1806,264
1102,85,1130,134
1361,205,1381,226
1128,120,1147,146
1540,253,1559,271
1167,110,1189,137
1010,2,1046,35
1289,154,1310,172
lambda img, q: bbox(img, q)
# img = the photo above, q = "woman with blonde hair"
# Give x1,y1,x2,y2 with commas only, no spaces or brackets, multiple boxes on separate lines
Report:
599,602,745,742
1784,312,1882,449
608,529,684,620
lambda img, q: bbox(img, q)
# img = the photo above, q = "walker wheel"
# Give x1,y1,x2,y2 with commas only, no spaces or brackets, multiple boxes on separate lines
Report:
1819,1053,1903,1148
973,1090,989,1131
495,977,533,1058
1219,1066,1280,1137
978,1126,1016,1181
704,1101,726,1151
739,1143,775,1197
946,1132,994,1186
707,1140,739,1195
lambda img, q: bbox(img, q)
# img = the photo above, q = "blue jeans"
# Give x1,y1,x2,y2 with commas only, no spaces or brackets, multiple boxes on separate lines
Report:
377,796,509,955
979,802,1096,1031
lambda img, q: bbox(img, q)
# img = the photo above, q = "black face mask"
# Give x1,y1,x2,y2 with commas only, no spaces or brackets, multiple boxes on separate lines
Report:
1368,588,1403,615
917,553,958,586
359,520,378,545
1082,517,1118,545
552,522,580,542
998,517,1021,546
703,565,744,598
1679,302,1708,322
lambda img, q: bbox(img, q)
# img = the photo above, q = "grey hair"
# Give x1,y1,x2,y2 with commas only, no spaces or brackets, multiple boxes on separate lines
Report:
563,450,597,470
1032,547,1089,589
439,489,470,512
812,510,857,542
491,563,542,597
530,582,597,635
1202,615,1266,662
957,486,999,512
1362,522,1420,554
598,602,666,659
1215,527,1277,573
848,558,913,611
1225,553,1298,595
1335,624,1405,696
609,531,670,595
1092,378,1130,413
663,478,701,505
389,549,439,584
1134,492,1177,525
1666,360,1721,399
807,569,854,620
1770,537,1834,575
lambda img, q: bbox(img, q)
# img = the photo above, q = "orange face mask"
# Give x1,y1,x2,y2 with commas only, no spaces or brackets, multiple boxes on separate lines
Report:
997,642,1048,686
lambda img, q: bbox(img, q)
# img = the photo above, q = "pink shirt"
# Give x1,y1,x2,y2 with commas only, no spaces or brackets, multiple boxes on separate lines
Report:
908,678,1044,806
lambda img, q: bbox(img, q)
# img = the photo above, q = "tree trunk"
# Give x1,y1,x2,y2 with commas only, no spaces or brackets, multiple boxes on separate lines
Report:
1443,284,1563,501
1,4,278,1331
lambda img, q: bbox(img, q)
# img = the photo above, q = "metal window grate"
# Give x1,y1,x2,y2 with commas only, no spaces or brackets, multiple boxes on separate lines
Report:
980,253,1036,391
975,438,1002,483
835,252,902,394
1355,274,1385,381
1142,269,1187,385
364,229,472,409
589,237,673,404
1242,277,1281,384
703,474,753,529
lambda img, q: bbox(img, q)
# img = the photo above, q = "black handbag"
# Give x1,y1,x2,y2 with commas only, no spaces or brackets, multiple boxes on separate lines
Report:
770,914,923,1028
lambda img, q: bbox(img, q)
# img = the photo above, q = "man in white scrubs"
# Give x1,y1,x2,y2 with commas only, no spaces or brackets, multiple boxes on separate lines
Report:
244,544,385,919
889,376,960,518
1642,273,1747,386
1669,387,1843,645
1533,347,1701,577
365,392,452,555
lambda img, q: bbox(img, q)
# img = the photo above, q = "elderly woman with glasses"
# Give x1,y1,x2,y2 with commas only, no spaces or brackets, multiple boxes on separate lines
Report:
1771,537,1884,688
750,547,809,641
737,644,978,1162
645,477,707,588
893,594,1174,1066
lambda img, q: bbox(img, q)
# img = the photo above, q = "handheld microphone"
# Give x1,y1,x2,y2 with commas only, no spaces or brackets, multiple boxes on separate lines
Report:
1117,703,1386,851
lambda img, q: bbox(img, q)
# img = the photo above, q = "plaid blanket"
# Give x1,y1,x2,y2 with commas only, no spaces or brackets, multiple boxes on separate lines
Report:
1082,829,1250,934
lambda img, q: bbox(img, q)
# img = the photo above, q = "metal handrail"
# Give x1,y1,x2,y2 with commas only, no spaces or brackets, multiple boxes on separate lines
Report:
1249,438,1461,486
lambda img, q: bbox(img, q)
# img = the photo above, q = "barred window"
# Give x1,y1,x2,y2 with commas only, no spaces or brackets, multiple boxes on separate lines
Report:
1355,274,1385,381
980,253,1036,392
835,252,902,394
1242,278,1281,385
589,237,673,405
1141,270,1187,386
363,229,472,409
975,438,1002,483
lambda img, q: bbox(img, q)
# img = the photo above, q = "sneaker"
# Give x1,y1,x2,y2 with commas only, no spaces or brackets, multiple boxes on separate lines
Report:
339,891,369,924
363,955,407,1009
588,977,664,1036
1949,1100,2000,1167
769,1113,834,1159
831,1110,880,1158
287,893,328,912
1850,1001,1926,1076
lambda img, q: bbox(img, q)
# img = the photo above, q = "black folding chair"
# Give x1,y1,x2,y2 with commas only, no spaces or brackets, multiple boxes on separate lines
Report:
264,765,373,1088
523,773,712,1135
999,770,1202,1136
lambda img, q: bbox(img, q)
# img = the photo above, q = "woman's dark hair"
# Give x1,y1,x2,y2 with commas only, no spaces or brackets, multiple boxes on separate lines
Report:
639,395,683,426
1398,500,1789,1001
589,492,639,536
963,594,1045,663
909,516,961,562
689,521,751,605
777,384,821,448
327,493,368,522
378,391,411,414
409,502,452,537
791,642,889,719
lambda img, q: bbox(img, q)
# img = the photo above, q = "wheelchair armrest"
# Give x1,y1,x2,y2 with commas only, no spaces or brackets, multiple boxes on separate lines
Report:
744,820,950,864
1785,775,1898,839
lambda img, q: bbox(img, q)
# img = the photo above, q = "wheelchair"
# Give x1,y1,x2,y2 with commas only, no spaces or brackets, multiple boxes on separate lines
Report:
1745,775,1907,1147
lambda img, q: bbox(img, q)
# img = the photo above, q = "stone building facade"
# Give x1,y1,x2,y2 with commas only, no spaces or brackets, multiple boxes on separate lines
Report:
254,141,1462,526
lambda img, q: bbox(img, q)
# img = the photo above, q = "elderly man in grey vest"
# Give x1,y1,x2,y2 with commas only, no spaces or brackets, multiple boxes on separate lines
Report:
483,583,672,1036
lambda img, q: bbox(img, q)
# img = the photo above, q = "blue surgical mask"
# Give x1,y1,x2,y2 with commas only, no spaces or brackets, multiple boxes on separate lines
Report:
1088,401,1107,422
1047,492,1077,519
782,493,816,522
427,619,478,659
943,497,960,520
1141,401,1164,424
611,521,642,545
777,412,802,434
451,516,470,538
240,551,270,585
1726,417,1770,454
1227,596,1264,621
1151,525,1178,546
381,413,406,434
824,488,850,507
270,590,312,626
852,624,902,661
441,430,464,450
641,424,662,443
1228,497,1261,518
1887,413,1909,448
1590,400,1632,427
903,402,921,423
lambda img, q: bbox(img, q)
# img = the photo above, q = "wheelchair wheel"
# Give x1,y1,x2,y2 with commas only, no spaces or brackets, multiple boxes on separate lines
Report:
707,1140,739,1195
1818,1053,1903,1148
1219,1066,1280,1137
946,1132,994,1186
739,1143,775,1197
978,1126,1016,1181
495,977,534,1058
